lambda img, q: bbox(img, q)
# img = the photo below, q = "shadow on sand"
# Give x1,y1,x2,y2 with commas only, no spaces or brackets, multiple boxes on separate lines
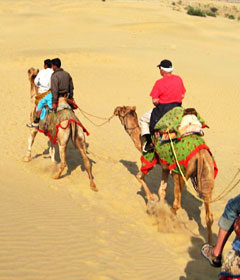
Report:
120,159,216,240
179,236,220,280
34,140,96,178
120,159,220,279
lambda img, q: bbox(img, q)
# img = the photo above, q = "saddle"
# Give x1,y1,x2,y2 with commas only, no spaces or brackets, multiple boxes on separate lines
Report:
153,107,206,143
35,90,51,106
178,108,204,136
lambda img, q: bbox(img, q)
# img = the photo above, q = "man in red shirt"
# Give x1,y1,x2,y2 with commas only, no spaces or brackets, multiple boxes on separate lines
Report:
140,59,186,152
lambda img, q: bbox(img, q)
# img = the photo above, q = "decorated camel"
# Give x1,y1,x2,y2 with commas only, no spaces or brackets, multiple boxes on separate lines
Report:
114,106,217,243
28,67,39,123
24,68,97,192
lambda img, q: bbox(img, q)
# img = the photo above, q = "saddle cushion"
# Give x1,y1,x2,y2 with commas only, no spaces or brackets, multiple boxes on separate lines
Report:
154,107,206,137
38,109,89,144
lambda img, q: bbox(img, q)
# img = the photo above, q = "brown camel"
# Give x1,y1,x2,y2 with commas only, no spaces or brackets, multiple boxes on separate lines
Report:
24,68,97,192
114,106,215,243
28,67,39,123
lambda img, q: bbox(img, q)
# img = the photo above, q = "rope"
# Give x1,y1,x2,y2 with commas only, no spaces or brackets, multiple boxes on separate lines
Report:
77,107,115,127
87,148,119,164
167,131,240,203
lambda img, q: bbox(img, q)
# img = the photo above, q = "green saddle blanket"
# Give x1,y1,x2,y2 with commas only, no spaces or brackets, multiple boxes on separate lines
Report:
141,134,218,178
38,109,89,144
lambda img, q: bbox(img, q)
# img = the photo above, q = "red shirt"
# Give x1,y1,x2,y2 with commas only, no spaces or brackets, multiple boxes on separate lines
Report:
150,74,186,104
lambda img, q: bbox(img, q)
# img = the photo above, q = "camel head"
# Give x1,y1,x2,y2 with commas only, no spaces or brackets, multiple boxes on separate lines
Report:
28,67,39,82
114,105,136,117
114,106,142,152
114,106,138,125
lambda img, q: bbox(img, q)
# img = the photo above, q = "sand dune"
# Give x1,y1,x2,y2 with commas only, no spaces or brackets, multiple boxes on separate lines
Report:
1,0,240,279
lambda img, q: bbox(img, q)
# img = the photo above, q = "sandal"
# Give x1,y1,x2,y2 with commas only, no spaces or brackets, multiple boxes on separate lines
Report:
201,243,222,268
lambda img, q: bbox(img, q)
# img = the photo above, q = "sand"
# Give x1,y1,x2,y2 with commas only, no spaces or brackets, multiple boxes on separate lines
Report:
0,0,240,279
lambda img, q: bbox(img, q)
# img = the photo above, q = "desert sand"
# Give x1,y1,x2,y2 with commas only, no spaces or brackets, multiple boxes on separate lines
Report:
0,0,240,279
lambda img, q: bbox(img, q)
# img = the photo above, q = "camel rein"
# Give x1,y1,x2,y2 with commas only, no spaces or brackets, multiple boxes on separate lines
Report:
77,107,115,127
167,131,240,204
118,112,140,135
77,107,139,133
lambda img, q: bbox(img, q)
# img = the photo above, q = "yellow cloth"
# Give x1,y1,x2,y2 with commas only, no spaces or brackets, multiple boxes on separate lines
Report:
35,90,51,106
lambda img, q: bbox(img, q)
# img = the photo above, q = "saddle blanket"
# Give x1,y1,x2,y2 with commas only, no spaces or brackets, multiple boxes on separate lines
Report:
141,134,218,178
38,109,89,144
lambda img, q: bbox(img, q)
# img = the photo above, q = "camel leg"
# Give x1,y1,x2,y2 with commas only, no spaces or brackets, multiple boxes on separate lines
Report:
158,168,170,201
23,128,38,162
204,199,213,244
75,136,98,192
172,173,185,214
197,149,214,244
136,171,154,201
53,142,67,179
49,142,55,163
53,126,69,179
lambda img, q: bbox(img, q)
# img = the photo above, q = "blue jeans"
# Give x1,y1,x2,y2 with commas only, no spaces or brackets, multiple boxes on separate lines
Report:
219,195,240,231
218,194,240,251
36,93,52,120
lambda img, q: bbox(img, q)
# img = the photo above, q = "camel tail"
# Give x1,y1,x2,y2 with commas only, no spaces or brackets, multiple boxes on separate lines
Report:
70,121,77,147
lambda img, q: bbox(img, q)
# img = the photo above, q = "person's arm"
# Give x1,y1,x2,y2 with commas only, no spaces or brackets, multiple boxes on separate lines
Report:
152,98,159,106
219,195,240,231
213,195,240,256
34,72,41,87
51,74,58,106
181,78,186,99
150,80,161,106
69,75,74,98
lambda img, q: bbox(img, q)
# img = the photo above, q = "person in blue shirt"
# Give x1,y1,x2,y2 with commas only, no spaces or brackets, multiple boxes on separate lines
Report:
201,194,240,272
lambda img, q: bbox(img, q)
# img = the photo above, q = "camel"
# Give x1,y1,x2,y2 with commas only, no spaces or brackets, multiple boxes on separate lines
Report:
28,67,39,123
114,106,215,243
24,68,97,192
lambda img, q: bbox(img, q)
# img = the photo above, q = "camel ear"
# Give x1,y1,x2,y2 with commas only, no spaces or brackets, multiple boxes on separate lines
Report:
113,106,122,116
130,106,136,112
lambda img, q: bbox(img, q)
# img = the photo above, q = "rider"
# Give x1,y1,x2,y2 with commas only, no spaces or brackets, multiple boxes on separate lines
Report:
27,59,53,128
139,59,186,152
201,194,240,271
51,58,74,112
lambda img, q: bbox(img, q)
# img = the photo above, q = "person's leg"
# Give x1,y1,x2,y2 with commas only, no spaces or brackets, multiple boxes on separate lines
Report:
139,109,152,136
139,109,154,152
34,98,46,123
201,196,239,267
45,93,52,110
27,97,46,128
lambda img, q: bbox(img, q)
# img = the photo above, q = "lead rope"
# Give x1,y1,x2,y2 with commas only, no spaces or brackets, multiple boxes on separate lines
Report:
73,105,118,162
77,107,115,127
167,130,240,203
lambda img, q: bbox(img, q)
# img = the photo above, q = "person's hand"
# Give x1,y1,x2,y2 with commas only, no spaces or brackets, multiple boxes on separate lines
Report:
234,216,240,239
52,103,57,113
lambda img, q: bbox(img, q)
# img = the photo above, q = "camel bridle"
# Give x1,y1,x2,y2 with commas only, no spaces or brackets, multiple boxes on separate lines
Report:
118,111,140,135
